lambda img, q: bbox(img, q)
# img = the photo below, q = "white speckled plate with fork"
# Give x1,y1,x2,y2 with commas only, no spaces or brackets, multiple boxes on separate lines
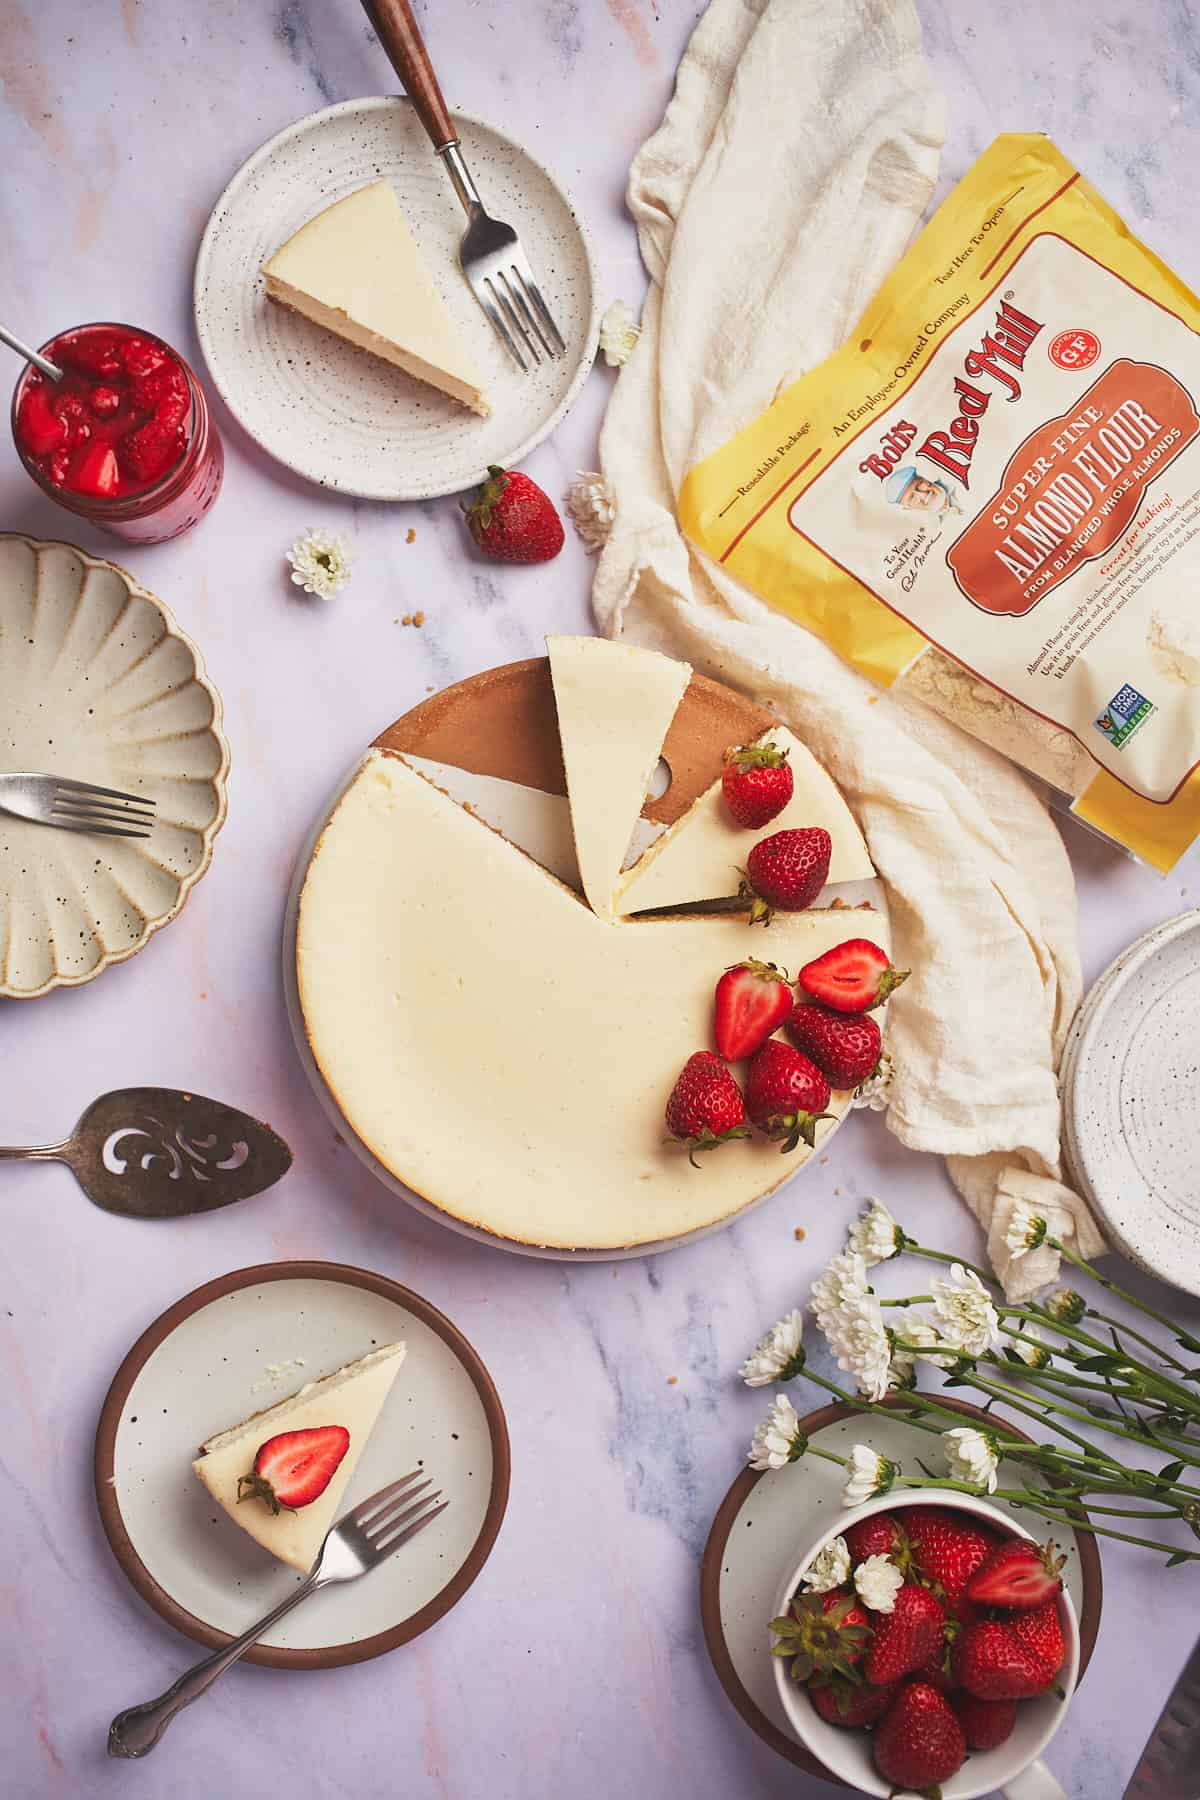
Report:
0,534,229,999
194,96,599,500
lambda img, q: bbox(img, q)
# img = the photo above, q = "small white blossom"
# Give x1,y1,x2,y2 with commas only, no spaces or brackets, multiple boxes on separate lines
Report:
286,527,353,598
892,1315,960,1372
851,1048,894,1112
1004,1199,1048,1258
841,1444,897,1508
848,1200,904,1267
598,299,641,367
564,470,616,554
811,1252,892,1401
810,1249,870,1323
931,1264,1001,1358
1010,1326,1051,1369
942,1426,1000,1493
798,1535,851,1593
748,1393,805,1472
740,1309,805,1388
853,1553,904,1613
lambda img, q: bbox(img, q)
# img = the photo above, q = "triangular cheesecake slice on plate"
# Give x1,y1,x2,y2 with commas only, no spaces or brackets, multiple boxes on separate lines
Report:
546,636,691,921
616,724,874,914
193,1342,406,1571
262,181,490,416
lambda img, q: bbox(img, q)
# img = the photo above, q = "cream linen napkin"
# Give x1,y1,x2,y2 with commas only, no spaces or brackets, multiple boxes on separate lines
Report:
590,0,1106,1297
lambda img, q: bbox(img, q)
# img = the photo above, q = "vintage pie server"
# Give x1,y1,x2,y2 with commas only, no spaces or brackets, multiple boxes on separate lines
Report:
0,1087,292,1218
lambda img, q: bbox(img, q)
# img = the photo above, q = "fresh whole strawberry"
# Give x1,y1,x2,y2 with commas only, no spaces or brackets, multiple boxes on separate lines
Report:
965,1535,1065,1611
808,1676,897,1728
873,1681,966,1792
786,1001,881,1088
952,1617,1059,1700
904,1506,998,1612
462,464,564,563
769,1587,872,1684
237,1424,350,1514
744,1039,832,1153
954,1691,1017,1750
844,1510,909,1567
721,741,794,828
797,936,910,1013
1007,1598,1066,1679
742,828,831,924
665,1051,750,1164
863,1583,945,1686
713,960,793,1060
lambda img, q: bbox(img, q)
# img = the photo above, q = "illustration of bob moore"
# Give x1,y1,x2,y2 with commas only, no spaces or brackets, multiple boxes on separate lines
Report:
883,466,961,517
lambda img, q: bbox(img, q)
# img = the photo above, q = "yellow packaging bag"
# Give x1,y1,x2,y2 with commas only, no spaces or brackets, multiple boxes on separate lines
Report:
680,134,1200,871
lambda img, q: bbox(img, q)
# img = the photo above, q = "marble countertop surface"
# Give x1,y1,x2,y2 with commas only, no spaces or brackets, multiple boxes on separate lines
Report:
3,2,1200,1795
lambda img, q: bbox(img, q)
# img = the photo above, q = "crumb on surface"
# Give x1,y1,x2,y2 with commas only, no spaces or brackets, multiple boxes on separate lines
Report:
401,613,412,626
867,694,878,704
406,528,416,543
413,610,425,627
666,1376,678,1385
819,1155,829,1166
793,1226,806,1241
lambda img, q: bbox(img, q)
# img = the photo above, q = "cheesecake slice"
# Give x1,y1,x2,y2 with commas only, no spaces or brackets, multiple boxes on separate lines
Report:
193,1342,406,1571
547,636,691,921
262,181,489,416
616,724,874,914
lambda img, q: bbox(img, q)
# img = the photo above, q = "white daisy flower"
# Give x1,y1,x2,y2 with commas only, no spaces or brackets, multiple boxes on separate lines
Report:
841,1444,898,1508
930,1264,1001,1358
891,1314,960,1373
1044,1287,1085,1325
1010,1326,1051,1369
853,1553,904,1613
798,1535,851,1594
1004,1199,1048,1258
598,299,641,367
942,1426,1000,1493
564,470,616,554
851,1047,894,1112
848,1199,904,1267
286,527,353,598
740,1309,805,1388
811,1251,892,1401
810,1249,870,1325
748,1393,806,1472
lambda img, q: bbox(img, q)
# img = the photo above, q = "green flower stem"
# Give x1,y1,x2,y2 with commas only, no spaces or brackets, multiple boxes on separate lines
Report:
885,1474,1200,1557
1048,1239,1200,1356
1003,1308,1200,1415
880,1296,933,1307
1086,1307,1190,1374
989,1342,1192,1419
899,1240,997,1288
805,1443,850,1470
955,1369,1132,1466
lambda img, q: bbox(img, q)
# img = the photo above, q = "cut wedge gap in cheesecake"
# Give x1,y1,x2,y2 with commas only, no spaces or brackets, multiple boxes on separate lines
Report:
262,181,491,417
192,1341,406,1572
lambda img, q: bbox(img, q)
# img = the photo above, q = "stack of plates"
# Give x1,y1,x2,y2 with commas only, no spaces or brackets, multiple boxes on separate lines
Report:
1061,910,1200,1297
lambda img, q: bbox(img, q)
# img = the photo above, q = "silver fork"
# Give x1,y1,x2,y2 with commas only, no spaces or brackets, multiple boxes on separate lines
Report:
107,1469,448,1757
362,0,567,371
0,772,156,840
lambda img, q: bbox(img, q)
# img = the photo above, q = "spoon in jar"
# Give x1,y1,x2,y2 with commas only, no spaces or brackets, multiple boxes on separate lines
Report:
0,323,62,381
0,1087,292,1218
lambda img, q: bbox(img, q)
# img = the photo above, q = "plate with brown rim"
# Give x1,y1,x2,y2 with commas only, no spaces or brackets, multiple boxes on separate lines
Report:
699,1394,1102,1783
95,1261,509,1668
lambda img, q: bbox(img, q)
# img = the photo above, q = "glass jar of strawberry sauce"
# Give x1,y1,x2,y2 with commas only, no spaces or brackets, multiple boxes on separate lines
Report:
11,322,223,544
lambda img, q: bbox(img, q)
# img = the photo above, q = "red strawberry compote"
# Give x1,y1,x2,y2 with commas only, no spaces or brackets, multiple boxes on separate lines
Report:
12,323,223,543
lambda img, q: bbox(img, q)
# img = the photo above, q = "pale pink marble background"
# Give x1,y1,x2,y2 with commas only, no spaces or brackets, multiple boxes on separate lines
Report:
2,3,1200,1797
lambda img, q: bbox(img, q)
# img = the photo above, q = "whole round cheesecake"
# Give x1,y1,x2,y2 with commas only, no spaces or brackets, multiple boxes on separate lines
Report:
294,642,887,1253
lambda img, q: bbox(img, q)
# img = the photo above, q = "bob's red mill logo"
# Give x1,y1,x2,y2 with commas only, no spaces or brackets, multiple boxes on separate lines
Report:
859,300,1044,489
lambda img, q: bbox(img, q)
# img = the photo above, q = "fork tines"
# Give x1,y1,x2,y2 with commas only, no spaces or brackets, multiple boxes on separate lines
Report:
346,1468,449,1553
52,777,157,840
478,257,567,372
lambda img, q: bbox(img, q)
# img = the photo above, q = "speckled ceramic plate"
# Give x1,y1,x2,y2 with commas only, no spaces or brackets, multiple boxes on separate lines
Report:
1062,910,1200,1297
0,535,229,1000
194,96,599,500
700,1396,1101,1783
95,1262,509,1668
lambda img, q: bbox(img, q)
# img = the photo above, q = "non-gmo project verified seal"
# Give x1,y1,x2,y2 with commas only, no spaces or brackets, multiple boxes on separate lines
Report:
1094,684,1155,750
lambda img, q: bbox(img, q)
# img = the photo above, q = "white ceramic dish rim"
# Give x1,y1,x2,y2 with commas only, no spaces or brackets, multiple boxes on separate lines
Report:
0,534,231,1002
771,1491,1080,1800
1060,908,1200,1294
193,95,601,501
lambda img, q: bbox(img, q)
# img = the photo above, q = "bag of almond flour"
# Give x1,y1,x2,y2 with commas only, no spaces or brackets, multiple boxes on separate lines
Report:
679,133,1200,871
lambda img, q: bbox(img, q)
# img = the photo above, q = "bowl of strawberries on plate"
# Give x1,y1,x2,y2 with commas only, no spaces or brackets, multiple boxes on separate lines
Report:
770,1491,1078,1800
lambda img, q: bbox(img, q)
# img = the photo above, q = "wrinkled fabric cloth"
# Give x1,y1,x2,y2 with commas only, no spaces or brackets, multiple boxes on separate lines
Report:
590,0,1106,1296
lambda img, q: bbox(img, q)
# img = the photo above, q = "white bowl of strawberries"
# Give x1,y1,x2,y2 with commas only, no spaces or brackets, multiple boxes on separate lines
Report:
771,1492,1078,1800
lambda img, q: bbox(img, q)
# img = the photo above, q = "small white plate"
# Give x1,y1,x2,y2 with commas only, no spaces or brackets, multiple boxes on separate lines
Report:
194,97,599,499
95,1263,509,1668
700,1399,1100,1778
1062,909,1200,1297
0,534,229,1000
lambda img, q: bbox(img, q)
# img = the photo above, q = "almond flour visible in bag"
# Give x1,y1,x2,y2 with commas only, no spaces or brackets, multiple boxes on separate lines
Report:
680,134,1200,871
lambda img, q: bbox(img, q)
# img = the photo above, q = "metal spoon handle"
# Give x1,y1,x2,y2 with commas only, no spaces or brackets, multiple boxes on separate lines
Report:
108,1573,323,1757
0,323,63,381
0,1142,69,1162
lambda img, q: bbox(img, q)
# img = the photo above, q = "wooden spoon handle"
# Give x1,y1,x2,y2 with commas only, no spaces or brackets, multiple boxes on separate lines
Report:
361,0,457,151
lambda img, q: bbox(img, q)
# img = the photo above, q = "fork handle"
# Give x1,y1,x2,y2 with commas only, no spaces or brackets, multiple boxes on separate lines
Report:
107,1572,322,1757
361,0,457,151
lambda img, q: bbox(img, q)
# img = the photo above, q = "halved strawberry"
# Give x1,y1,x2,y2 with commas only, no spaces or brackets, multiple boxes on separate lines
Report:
713,960,793,1060
965,1536,1065,1611
71,443,121,498
797,937,909,1013
237,1424,350,1514
16,381,67,457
